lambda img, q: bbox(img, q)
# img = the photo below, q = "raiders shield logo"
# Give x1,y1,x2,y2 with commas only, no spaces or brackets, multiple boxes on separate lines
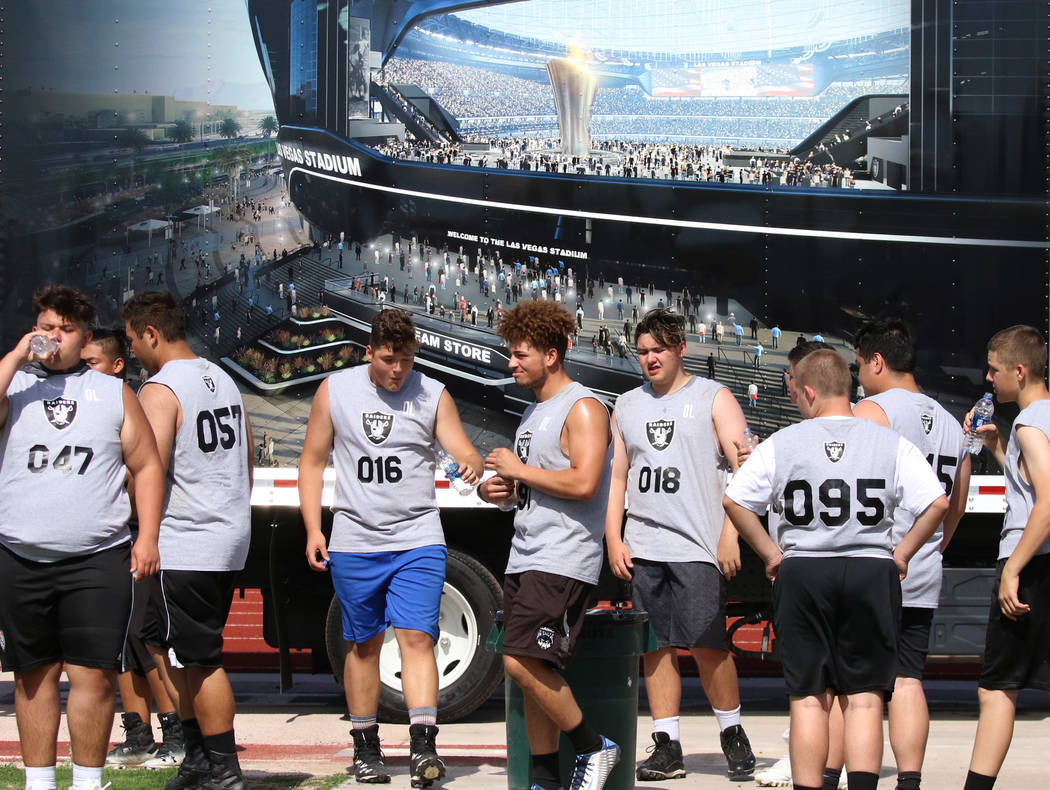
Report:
515,431,533,463
361,411,394,445
646,419,675,450
202,375,216,393
42,397,77,430
920,413,934,435
824,441,845,463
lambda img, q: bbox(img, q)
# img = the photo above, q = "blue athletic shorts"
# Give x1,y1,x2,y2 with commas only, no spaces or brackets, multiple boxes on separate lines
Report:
329,544,448,644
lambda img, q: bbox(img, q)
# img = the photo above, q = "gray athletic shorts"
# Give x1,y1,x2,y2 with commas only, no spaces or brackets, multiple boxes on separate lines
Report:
631,558,728,651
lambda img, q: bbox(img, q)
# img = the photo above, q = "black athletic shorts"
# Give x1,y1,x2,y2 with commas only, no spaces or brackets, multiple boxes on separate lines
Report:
631,559,728,651
773,556,901,699
897,607,933,680
502,570,592,670
123,574,159,676
979,555,1050,692
149,569,237,668
0,542,132,673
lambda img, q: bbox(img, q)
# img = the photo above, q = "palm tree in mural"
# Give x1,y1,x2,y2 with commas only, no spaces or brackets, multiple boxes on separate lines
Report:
171,120,195,143
117,127,150,153
219,117,242,139
214,145,252,200
258,116,278,137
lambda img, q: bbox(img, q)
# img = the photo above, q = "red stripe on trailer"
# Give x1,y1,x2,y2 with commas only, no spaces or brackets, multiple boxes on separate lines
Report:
978,485,1005,495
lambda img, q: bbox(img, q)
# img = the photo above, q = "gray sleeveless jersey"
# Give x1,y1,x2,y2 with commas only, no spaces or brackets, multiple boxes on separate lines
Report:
1000,399,1050,560
0,365,131,561
866,389,965,606
328,365,444,552
770,417,903,558
145,358,251,571
506,381,613,584
614,376,729,565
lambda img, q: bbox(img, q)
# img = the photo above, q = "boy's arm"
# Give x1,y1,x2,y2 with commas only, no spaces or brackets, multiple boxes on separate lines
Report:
941,453,972,550
433,389,483,484
137,382,180,475
486,398,610,501
852,398,890,427
998,426,1050,619
0,332,44,430
965,407,1007,467
723,497,782,581
244,411,255,490
120,384,164,579
893,495,950,577
298,379,334,571
604,417,633,580
722,441,782,580
712,386,749,577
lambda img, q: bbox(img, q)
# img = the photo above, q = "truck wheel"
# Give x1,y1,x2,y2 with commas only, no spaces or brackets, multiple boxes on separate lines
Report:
324,548,504,723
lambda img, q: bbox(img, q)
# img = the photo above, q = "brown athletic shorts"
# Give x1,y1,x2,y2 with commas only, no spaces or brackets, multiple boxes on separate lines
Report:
502,570,592,669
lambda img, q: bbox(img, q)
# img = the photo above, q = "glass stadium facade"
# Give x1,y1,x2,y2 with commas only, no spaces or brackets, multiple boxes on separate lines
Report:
289,0,319,122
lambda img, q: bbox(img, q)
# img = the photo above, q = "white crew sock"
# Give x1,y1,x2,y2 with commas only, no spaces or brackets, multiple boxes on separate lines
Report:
70,764,103,790
712,704,742,731
652,715,680,742
25,766,56,790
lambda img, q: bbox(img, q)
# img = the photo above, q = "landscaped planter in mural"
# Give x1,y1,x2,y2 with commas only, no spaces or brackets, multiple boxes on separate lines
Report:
224,307,365,391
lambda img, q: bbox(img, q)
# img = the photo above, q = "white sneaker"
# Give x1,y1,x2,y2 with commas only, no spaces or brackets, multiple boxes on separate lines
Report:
568,736,620,790
754,755,792,787
140,746,185,770
754,758,848,790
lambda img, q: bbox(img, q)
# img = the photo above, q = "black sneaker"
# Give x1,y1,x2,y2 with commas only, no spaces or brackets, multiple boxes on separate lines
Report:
106,712,157,768
200,750,247,790
719,725,756,780
636,732,685,781
350,725,390,784
408,723,445,788
165,744,211,790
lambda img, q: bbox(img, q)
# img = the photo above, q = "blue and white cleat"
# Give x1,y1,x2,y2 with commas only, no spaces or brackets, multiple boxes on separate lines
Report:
568,736,620,790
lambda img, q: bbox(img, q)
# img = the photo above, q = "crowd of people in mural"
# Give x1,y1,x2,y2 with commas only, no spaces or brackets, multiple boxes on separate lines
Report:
378,57,907,146
375,136,856,188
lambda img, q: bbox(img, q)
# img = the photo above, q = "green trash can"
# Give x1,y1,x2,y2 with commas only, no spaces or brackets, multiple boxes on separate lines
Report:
488,608,656,790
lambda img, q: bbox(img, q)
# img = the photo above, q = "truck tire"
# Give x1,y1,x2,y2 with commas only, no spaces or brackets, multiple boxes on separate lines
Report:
324,547,504,723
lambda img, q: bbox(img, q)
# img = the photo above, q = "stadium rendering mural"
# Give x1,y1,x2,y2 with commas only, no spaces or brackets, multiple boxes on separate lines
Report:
7,0,1044,427
2,0,1048,727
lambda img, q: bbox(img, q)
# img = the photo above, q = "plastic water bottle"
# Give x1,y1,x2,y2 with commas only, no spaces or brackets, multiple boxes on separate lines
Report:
742,429,758,451
30,336,59,357
966,393,994,455
435,449,475,496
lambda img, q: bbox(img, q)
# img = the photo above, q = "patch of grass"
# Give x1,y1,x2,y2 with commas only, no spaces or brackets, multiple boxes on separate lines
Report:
0,766,177,790
0,766,345,790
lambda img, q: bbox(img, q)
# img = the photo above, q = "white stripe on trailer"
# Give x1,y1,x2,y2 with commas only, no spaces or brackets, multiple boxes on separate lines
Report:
250,469,1009,514
249,467,498,509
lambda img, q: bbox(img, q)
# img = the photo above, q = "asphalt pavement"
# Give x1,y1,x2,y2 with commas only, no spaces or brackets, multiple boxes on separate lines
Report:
0,673,1046,789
